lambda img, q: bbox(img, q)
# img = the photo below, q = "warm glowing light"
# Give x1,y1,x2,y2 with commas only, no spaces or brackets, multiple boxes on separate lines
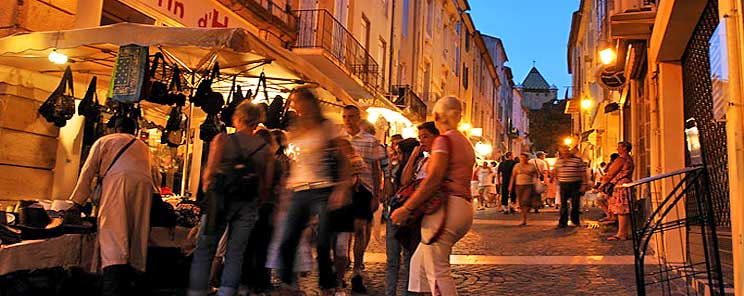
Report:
581,98,592,110
402,127,417,139
474,142,493,157
470,128,483,137
599,48,616,65
366,107,413,126
48,49,68,64
459,123,472,132
564,137,574,146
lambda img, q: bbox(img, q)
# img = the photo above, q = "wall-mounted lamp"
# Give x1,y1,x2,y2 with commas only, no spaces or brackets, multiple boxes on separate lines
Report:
599,48,616,65
48,49,68,64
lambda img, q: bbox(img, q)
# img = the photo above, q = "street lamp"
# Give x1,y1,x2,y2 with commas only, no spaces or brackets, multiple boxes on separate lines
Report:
580,98,592,110
470,128,483,137
599,48,616,65
474,142,493,157
563,137,574,147
459,123,472,133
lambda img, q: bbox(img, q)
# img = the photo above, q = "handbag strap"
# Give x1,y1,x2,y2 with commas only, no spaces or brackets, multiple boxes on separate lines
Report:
169,66,182,92
100,138,137,181
229,133,267,168
61,65,75,97
149,53,167,81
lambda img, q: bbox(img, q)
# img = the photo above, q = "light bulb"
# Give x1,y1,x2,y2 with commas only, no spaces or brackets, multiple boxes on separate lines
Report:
48,49,68,64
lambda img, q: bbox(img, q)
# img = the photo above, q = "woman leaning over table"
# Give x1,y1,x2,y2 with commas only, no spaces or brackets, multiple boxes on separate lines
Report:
390,96,475,296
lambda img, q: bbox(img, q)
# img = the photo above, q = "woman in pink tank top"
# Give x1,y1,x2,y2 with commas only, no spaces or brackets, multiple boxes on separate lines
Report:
390,96,475,295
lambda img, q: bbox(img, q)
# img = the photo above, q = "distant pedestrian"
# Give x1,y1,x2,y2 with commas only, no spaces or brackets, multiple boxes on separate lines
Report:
600,142,634,241
597,153,620,224
509,152,541,226
497,152,518,213
528,151,549,212
475,162,495,210
553,146,588,228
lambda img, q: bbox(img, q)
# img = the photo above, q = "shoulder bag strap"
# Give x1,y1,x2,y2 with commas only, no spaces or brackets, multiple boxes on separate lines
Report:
100,138,137,180
230,133,267,165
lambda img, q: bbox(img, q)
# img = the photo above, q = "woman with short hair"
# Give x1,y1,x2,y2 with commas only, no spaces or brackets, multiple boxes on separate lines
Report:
390,96,475,295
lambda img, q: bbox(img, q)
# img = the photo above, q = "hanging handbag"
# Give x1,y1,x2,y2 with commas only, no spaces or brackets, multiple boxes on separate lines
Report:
220,75,244,127
78,76,100,119
165,66,187,106
143,53,169,104
162,106,186,147
38,65,75,127
193,62,220,107
90,138,137,206
199,114,223,142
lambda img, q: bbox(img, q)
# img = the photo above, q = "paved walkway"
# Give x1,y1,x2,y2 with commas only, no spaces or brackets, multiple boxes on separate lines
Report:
287,206,691,295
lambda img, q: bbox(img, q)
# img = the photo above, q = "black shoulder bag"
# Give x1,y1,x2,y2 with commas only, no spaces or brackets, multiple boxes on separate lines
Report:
214,135,267,201
38,65,75,127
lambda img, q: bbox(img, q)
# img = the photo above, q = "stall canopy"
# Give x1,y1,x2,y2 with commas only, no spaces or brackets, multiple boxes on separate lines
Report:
0,22,357,117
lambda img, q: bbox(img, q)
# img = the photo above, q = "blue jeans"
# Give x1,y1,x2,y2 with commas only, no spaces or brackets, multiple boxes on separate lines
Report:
188,200,258,296
279,188,337,289
559,181,582,226
385,217,413,296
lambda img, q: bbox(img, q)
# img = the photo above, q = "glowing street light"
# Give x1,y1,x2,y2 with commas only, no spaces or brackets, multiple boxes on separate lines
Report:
581,98,592,110
599,48,616,65
563,137,574,146
474,142,493,157
48,49,68,64
459,123,472,133
470,127,483,137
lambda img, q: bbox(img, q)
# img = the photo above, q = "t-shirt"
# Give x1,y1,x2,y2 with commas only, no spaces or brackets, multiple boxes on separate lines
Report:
498,159,517,184
431,130,475,198
511,163,538,185
554,156,587,183
476,166,493,186
286,121,342,189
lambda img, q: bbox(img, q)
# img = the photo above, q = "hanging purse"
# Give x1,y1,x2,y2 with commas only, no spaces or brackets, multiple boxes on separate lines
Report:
78,76,101,119
162,106,187,147
38,65,76,127
193,62,219,107
144,53,169,104
165,66,187,106
220,75,245,127
200,114,223,142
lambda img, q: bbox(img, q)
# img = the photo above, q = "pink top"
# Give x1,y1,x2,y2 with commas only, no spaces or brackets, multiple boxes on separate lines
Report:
431,130,476,199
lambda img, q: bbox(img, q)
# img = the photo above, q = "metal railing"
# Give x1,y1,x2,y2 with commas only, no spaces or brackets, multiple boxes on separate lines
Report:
242,0,298,31
293,9,380,90
624,166,726,295
390,85,427,123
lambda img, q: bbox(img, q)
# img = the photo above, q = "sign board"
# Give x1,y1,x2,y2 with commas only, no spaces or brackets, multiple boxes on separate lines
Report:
108,45,148,103
121,0,257,29
709,22,729,121
596,65,627,91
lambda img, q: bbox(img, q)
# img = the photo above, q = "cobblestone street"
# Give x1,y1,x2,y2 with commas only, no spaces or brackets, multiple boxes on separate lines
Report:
285,206,689,296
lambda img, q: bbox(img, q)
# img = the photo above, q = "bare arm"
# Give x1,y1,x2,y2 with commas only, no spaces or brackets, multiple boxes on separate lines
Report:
399,150,449,211
509,165,517,192
70,139,104,204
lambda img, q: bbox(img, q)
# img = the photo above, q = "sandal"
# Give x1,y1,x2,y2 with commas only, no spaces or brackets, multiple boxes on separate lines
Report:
607,235,628,241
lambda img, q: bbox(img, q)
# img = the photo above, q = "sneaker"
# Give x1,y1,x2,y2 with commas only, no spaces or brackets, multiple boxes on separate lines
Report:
351,275,367,294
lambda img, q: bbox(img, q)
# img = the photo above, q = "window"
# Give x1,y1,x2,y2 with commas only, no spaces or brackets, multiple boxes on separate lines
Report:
402,0,409,38
463,64,469,90
361,14,370,50
426,0,434,37
465,30,471,52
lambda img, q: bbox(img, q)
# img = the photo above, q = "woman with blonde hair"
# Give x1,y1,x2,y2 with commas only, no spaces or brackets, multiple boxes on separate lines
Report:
391,96,475,295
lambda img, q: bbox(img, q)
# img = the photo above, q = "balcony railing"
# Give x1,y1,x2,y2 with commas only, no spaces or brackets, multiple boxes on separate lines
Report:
390,85,427,123
294,9,380,90
242,0,298,32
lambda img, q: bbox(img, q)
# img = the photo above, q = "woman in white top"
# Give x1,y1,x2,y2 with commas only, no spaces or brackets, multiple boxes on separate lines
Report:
509,152,540,226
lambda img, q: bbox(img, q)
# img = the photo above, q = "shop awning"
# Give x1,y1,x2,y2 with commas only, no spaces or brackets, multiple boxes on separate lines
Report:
0,23,357,112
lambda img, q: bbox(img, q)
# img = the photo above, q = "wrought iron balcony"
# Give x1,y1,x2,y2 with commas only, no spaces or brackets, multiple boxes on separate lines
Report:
390,85,427,123
226,0,298,41
610,0,657,39
294,9,381,90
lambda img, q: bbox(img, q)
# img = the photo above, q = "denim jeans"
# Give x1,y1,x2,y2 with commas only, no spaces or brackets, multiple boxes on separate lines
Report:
558,181,582,226
279,188,337,289
385,217,413,296
188,200,258,296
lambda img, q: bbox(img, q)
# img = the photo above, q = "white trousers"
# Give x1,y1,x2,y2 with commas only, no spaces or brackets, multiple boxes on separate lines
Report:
408,197,473,295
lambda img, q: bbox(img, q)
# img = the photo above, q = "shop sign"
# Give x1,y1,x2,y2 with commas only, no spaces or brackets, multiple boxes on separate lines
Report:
596,65,626,91
122,0,253,29
709,22,729,121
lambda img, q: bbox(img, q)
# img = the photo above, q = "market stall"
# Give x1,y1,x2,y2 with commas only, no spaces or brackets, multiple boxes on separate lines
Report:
0,22,362,291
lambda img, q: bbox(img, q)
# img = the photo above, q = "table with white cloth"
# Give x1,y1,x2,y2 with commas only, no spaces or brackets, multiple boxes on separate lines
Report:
0,226,198,276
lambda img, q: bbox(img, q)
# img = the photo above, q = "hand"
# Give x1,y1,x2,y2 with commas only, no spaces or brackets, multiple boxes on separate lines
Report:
390,207,411,226
508,186,513,193
411,145,422,158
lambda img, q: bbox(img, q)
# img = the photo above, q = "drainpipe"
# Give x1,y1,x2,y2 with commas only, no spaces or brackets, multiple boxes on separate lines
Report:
388,0,396,93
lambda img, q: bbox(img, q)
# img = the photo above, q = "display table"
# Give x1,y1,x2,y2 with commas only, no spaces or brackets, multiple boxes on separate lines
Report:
148,226,197,254
0,233,96,276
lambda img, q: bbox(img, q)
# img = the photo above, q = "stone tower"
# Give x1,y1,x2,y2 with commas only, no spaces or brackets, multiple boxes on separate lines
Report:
517,67,558,110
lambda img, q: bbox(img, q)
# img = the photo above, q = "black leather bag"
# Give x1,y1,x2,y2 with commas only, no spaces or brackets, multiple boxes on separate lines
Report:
78,76,100,119
144,53,169,104
193,62,219,108
166,66,187,106
38,65,75,127
199,114,223,142
162,106,186,147
220,75,246,127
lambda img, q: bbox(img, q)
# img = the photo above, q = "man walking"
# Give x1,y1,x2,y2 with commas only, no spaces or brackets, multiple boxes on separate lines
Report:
528,151,550,212
497,152,518,213
553,146,588,228
475,162,495,210
342,105,387,293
